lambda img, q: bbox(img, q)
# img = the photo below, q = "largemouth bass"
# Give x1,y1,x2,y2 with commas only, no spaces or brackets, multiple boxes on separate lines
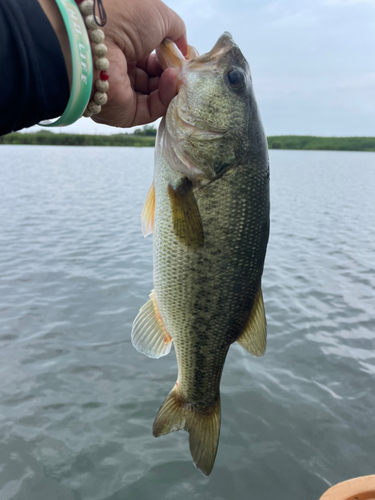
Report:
132,32,270,476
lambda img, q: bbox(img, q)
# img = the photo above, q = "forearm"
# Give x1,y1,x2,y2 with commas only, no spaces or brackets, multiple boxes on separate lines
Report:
37,0,72,86
0,0,70,135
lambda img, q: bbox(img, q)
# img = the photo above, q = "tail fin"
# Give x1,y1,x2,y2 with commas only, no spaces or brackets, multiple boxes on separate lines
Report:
153,387,220,476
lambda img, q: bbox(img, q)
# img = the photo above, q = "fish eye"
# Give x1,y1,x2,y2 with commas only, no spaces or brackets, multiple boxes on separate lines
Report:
227,69,245,90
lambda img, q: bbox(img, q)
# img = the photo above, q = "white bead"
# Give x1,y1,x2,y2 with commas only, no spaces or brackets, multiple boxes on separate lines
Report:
94,92,108,106
90,29,105,43
85,14,100,30
87,101,102,115
95,79,109,92
95,57,109,71
80,0,93,16
94,43,107,57
82,109,93,118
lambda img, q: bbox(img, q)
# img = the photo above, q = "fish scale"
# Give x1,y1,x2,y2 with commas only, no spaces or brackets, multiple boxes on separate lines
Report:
154,159,268,402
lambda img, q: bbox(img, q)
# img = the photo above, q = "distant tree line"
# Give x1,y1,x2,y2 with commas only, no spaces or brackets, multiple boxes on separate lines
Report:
0,128,156,147
1,128,374,151
133,125,157,136
267,135,375,152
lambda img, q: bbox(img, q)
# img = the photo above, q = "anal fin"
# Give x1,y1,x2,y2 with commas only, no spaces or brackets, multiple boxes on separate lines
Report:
131,290,172,358
237,287,267,357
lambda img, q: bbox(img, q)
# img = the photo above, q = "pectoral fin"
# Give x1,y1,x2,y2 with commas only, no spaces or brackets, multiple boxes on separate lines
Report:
141,182,155,237
168,179,204,248
237,287,267,357
131,290,172,358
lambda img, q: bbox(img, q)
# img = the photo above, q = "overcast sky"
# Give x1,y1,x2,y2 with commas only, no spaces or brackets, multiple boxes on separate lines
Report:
28,0,375,136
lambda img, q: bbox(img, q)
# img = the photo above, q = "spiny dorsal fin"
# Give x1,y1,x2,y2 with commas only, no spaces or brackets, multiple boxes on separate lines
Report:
168,178,204,248
153,386,220,476
237,287,267,357
141,182,155,237
131,290,172,358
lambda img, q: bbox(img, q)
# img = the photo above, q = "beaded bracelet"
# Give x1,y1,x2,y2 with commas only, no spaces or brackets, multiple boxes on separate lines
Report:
40,0,109,127
76,0,110,118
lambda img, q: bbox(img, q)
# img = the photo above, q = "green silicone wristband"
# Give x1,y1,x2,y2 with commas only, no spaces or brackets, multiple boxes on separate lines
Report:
40,0,93,127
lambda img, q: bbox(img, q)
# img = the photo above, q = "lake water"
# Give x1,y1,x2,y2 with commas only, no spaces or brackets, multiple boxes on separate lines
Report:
0,145,374,500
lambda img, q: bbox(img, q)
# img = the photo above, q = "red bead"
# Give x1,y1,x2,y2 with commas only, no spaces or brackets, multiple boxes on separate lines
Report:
100,71,109,81
75,0,84,4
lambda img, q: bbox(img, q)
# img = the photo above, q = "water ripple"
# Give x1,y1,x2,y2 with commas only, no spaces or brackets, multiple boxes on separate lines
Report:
0,147,374,499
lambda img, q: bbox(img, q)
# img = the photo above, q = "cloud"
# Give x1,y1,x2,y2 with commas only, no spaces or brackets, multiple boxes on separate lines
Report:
322,0,375,5
166,0,222,21
336,72,375,89
255,72,375,100
265,10,317,28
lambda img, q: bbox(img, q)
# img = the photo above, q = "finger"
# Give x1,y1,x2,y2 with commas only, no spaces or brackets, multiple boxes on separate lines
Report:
132,67,150,94
137,53,163,77
162,5,188,57
173,34,188,58
130,93,166,126
130,68,178,125
132,68,161,95
158,68,178,106
127,61,137,88
149,76,160,94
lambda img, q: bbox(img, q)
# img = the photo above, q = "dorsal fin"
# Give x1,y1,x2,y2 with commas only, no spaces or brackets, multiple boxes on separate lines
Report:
141,182,155,237
236,287,267,357
131,290,172,358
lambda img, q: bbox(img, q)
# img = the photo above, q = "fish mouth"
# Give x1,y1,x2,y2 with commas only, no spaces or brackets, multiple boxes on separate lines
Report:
157,32,237,73
187,32,236,67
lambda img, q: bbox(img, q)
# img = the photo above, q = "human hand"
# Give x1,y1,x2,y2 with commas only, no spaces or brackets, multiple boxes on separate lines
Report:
91,0,187,128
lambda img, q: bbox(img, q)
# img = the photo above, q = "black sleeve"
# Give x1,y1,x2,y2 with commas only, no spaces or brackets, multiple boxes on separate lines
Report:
0,0,70,135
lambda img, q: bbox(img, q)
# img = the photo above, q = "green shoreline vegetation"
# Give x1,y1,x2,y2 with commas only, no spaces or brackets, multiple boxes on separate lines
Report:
1,127,374,152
